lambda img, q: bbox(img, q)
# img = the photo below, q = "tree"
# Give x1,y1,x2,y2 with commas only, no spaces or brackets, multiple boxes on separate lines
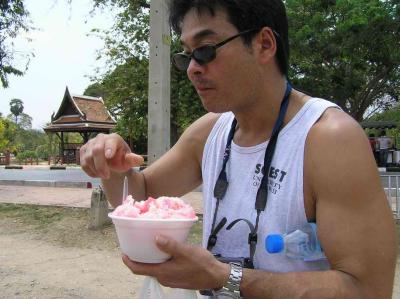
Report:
88,0,205,149
287,0,400,121
0,117,7,152
91,0,400,134
16,128,47,152
0,0,33,88
0,116,19,153
7,112,32,129
9,98,24,124
86,57,149,152
16,112,32,129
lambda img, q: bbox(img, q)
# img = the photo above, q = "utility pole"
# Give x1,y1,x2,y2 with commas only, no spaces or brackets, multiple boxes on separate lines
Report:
147,0,171,165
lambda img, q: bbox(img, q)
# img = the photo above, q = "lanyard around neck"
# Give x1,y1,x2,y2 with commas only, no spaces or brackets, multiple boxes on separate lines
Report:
207,82,293,261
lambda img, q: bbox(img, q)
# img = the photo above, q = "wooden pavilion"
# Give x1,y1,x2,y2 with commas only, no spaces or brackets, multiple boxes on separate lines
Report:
44,87,116,164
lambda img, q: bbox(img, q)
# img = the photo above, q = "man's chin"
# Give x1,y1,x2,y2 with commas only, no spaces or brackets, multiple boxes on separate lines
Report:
199,96,230,113
202,104,229,114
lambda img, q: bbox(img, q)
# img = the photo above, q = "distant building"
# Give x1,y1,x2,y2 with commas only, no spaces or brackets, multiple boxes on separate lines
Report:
44,87,116,164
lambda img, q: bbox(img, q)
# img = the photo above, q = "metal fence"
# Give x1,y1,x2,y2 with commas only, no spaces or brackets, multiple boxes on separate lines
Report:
380,175,400,220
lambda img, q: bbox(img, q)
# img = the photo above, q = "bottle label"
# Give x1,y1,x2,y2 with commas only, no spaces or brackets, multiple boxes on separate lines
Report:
304,223,327,262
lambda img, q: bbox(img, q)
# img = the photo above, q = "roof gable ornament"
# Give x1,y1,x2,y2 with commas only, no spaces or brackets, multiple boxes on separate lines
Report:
53,87,82,120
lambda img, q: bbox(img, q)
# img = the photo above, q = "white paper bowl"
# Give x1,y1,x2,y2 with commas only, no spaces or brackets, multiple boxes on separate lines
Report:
109,213,198,263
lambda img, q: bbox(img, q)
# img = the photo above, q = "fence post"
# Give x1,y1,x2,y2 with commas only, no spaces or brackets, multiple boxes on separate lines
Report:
76,147,80,165
88,186,111,230
5,151,10,165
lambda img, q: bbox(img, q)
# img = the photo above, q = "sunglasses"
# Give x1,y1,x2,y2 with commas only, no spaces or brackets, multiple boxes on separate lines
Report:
172,28,260,72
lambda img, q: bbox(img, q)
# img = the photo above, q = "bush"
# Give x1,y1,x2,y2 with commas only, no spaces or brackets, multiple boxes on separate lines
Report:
16,150,37,162
36,144,49,160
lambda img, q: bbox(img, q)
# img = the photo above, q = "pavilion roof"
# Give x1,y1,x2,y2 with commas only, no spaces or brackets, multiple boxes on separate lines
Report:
44,87,116,133
360,120,397,129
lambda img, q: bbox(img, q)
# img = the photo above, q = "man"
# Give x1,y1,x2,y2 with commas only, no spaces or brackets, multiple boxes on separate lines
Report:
80,1,396,298
378,130,393,167
368,133,379,165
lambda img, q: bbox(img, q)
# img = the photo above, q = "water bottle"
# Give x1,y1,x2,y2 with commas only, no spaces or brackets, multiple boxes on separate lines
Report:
265,223,327,262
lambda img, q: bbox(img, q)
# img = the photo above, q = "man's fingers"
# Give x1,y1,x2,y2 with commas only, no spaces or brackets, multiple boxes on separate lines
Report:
80,147,98,178
104,138,119,159
92,139,110,179
122,255,161,276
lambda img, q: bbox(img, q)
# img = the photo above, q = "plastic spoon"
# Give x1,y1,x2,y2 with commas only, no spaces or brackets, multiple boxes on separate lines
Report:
122,176,130,203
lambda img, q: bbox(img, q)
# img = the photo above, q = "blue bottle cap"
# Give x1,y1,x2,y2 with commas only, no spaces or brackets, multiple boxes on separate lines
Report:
265,234,284,253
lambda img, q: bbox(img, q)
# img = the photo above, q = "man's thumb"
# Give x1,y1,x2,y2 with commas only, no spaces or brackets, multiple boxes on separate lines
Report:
124,153,144,167
155,235,181,256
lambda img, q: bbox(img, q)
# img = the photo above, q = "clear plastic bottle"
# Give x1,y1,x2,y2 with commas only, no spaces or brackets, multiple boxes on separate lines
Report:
265,223,327,262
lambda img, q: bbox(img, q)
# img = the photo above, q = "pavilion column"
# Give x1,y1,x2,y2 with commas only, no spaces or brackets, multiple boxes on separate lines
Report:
60,132,64,164
147,0,171,165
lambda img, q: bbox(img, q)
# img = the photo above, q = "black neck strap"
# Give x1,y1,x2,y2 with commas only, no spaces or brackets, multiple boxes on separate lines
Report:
207,82,293,263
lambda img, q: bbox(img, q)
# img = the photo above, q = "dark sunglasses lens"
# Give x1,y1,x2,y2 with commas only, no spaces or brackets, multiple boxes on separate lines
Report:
193,46,216,65
173,54,190,71
172,46,216,71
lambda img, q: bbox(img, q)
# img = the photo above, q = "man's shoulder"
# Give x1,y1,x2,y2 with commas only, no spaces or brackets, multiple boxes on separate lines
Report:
185,112,222,138
307,107,365,146
178,113,222,151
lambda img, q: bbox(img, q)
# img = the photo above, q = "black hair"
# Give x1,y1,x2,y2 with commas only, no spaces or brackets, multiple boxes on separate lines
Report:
169,0,289,76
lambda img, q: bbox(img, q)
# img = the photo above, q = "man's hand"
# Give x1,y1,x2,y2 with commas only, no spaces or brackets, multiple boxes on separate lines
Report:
80,133,144,179
122,235,230,290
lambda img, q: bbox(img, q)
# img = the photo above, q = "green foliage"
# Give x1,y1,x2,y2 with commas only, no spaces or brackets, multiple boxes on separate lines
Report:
287,0,400,120
83,82,107,98
85,56,149,152
35,144,49,160
0,117,19,153
0,0,33,88
87,0,399,151
0,118,7,151
17,112,32,129
15,128,47,152
44,132,60,158
87,0,205,151
373,105,400,124
7,112,32,129
369,105,400,146
16,150,37,162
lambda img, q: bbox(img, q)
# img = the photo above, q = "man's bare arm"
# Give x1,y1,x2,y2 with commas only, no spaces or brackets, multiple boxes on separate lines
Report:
120,109,396,298
239,109,397,298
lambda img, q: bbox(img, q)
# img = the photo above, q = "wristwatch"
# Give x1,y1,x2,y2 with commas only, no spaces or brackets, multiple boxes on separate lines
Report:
212,262,243,298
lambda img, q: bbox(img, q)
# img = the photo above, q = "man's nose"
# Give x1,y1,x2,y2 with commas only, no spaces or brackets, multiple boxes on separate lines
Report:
187,58,205,77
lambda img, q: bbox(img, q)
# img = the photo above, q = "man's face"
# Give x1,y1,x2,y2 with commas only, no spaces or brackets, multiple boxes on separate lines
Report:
179,8,260,113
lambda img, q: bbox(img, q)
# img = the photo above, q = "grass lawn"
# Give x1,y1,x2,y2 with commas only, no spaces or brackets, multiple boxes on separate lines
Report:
0,203,203,249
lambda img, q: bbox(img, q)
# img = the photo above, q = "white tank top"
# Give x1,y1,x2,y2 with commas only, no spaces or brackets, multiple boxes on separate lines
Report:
202,98,339,272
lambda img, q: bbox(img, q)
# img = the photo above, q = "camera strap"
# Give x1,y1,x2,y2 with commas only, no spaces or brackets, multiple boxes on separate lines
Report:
207,81,292,264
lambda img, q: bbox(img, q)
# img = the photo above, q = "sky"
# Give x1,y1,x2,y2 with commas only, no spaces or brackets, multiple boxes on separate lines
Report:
0,0,114,129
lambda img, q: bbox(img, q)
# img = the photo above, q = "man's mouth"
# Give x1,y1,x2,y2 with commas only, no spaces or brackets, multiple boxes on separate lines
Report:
192,79,214,92
196,85,213,92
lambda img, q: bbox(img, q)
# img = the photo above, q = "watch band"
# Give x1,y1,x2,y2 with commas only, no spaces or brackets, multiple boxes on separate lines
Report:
213,262,243,298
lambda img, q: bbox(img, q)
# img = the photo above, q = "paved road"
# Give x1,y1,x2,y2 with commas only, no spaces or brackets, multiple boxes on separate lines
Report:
0,166,396,186
0,168,101,187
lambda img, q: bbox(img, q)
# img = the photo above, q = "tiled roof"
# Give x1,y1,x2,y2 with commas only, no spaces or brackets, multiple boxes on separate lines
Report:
73,97,114,123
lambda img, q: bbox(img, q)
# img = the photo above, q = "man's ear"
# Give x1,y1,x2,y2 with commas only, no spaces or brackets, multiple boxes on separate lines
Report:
256,27,277,64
